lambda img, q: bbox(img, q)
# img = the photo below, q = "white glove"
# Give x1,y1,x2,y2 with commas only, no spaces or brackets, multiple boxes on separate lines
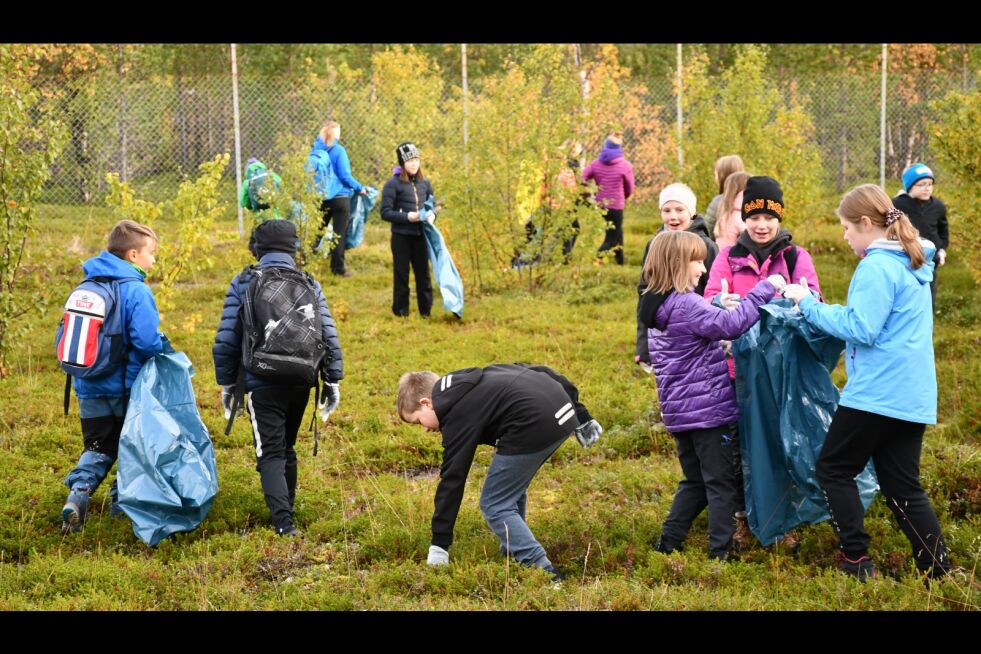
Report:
427,545,449,566
318,382,340,422
937,249,946,266
575,419,603,448
782,277,812,305
717,278,741,310
766,274,787,293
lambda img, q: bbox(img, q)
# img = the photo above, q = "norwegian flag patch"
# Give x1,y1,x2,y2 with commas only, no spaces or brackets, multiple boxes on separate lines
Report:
57,290,107,369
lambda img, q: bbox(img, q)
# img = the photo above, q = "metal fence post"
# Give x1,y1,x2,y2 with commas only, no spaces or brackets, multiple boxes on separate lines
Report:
231,43,244,237
677,43,683,172
880,43,887,190
462,44,469,176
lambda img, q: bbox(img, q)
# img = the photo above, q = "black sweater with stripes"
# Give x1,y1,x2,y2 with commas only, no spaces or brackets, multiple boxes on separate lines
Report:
429,363,593,549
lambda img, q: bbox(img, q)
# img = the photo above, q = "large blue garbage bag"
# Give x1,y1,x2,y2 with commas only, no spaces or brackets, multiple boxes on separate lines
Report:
732,299,877,545
117,352,219,546
420,195,464,318
346,186,378,249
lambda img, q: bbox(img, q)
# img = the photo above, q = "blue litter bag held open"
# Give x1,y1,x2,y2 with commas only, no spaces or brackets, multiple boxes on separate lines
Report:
420,195,464,318
732,298,877,545
117,351,218,546
346,186,378,250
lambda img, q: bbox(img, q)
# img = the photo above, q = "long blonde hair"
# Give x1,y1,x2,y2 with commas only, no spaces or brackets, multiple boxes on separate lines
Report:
836,184,926,269
714,154,745,194
642,231,708,294
320,120,340,145
715,171,750,240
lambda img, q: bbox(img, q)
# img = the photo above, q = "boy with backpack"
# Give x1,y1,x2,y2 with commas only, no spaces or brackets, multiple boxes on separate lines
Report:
212,219,344,537
397,363,603,580
239,157,283,220
57,220,166,533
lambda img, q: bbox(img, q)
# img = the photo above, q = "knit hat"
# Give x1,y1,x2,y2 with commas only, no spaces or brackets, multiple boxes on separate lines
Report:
250,219,299,259
658,183,697,216
901,163,934,192
396,142,420,166
741,176,785,221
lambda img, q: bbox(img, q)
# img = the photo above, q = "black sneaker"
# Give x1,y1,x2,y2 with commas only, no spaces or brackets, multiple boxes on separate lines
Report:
652,538,682,555
838,554,877,582
277,525,303,538
541,564,564,583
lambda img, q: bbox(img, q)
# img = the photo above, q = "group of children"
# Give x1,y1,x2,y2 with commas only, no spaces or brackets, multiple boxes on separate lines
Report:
56,137,952,585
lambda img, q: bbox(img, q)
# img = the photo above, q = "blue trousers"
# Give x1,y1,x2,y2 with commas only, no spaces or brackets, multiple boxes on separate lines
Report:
479,437,567,569
64,397,125,499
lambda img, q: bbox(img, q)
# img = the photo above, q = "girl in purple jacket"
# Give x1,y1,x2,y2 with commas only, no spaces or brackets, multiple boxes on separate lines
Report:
638,231,785,560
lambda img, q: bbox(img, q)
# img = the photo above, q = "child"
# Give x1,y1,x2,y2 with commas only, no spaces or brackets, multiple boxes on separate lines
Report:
397,364,603,581
638,230,785,560
704,154,745,237
239,157,283,220
583,132,635,265
635,183,717,369
380,142,435,318
713,171,749,249
309,121,366,278
783,184,951,582
892,163,948,308
60,220,165,533
212,219,344,537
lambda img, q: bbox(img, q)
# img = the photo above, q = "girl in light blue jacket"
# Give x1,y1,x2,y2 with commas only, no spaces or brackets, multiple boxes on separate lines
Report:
783,184,950,582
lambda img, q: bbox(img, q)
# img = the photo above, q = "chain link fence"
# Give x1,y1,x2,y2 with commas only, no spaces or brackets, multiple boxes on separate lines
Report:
35,53,976,207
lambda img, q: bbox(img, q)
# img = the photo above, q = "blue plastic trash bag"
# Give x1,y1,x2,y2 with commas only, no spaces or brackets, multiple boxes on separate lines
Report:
117,351,219,546
732,299,877,545
420,195,464,317
346,186,378,250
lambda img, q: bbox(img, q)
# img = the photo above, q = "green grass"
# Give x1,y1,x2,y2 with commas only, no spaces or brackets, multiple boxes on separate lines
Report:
0,202,978,611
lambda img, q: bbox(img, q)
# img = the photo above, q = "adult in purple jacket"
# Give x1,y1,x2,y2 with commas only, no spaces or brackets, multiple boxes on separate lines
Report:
638,231,786,560
583,133,635,265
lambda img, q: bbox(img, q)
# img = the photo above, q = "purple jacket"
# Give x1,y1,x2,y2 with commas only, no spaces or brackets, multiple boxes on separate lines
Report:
583,142,635,210
643,280,775,433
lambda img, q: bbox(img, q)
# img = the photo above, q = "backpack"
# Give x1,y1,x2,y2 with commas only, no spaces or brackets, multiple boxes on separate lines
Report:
225,265,329,436
246,169,281,211
306,148,334,199
55,276,138,414
783,245,798,281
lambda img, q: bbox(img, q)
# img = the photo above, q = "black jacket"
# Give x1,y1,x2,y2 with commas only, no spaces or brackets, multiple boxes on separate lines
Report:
892,193,948,255
380,173,435,236
430,364,592,549
636,215,718,361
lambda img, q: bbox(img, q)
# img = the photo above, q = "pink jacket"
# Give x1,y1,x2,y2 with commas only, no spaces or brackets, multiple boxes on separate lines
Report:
704,233,822,378
583,157,635,210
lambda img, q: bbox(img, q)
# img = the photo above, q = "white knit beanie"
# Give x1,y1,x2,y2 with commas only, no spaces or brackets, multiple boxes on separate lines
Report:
659,183,697,216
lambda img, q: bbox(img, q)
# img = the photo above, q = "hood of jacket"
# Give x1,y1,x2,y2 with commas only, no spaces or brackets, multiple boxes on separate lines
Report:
599,141,623,164
865,238,935,284
644,290,674,331
432,366,484,420
82,250,145,281
245,161,268,178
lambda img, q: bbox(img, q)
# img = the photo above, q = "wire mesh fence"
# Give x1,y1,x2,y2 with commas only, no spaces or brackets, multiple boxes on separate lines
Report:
34,49,977,208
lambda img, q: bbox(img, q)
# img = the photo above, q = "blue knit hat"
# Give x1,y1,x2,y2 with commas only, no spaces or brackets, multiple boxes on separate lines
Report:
901,163,934,192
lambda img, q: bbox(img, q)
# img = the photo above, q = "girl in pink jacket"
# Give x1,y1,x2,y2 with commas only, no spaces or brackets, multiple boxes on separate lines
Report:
583,133,635,265
713,171,750,249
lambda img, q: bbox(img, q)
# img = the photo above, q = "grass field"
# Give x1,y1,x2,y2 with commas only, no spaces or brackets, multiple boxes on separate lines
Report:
0,202,978,611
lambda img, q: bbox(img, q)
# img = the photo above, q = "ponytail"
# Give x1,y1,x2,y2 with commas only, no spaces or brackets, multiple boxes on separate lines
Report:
887,213,926,269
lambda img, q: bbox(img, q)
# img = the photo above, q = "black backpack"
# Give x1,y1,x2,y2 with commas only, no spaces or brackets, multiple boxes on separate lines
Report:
225,265,328,437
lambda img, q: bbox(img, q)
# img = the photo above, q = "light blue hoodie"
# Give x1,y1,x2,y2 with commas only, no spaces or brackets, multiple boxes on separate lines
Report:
798,238,937,424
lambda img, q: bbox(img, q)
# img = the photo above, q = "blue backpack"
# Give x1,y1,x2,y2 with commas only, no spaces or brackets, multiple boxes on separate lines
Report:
55,276,138,414
306,148,334,199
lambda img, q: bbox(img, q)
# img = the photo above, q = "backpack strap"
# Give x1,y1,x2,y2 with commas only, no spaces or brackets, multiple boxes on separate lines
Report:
783,245,798,282
310,381,320,457
63,373,72,416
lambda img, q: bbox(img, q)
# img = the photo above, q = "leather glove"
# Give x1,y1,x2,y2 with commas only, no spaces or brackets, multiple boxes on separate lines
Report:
318,382,340,421
575,419,603,448
427,545,449,566
221,385,242,420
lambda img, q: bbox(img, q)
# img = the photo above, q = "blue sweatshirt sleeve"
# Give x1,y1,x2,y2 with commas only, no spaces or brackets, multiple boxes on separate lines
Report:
125,283,163,359
799,260,894,346
334,145,362,193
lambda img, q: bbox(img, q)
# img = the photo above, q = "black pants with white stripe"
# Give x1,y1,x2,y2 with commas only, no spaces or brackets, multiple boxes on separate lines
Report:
247,386,310,532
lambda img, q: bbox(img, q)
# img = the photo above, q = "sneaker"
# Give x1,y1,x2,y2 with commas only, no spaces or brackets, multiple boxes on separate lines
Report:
652,537,682,555
109,501,125,518
733,511,752,551
541,564,564,583
838,553,877,582
277,525,303,538
61,489,90,533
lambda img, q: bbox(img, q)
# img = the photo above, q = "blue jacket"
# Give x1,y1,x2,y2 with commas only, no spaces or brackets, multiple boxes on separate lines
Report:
212,252,344,390
70,251,164,398
799,238,937,424
310,137,362,200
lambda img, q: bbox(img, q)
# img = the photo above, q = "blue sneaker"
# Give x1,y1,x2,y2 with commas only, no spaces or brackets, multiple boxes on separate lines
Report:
61,489,90,533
